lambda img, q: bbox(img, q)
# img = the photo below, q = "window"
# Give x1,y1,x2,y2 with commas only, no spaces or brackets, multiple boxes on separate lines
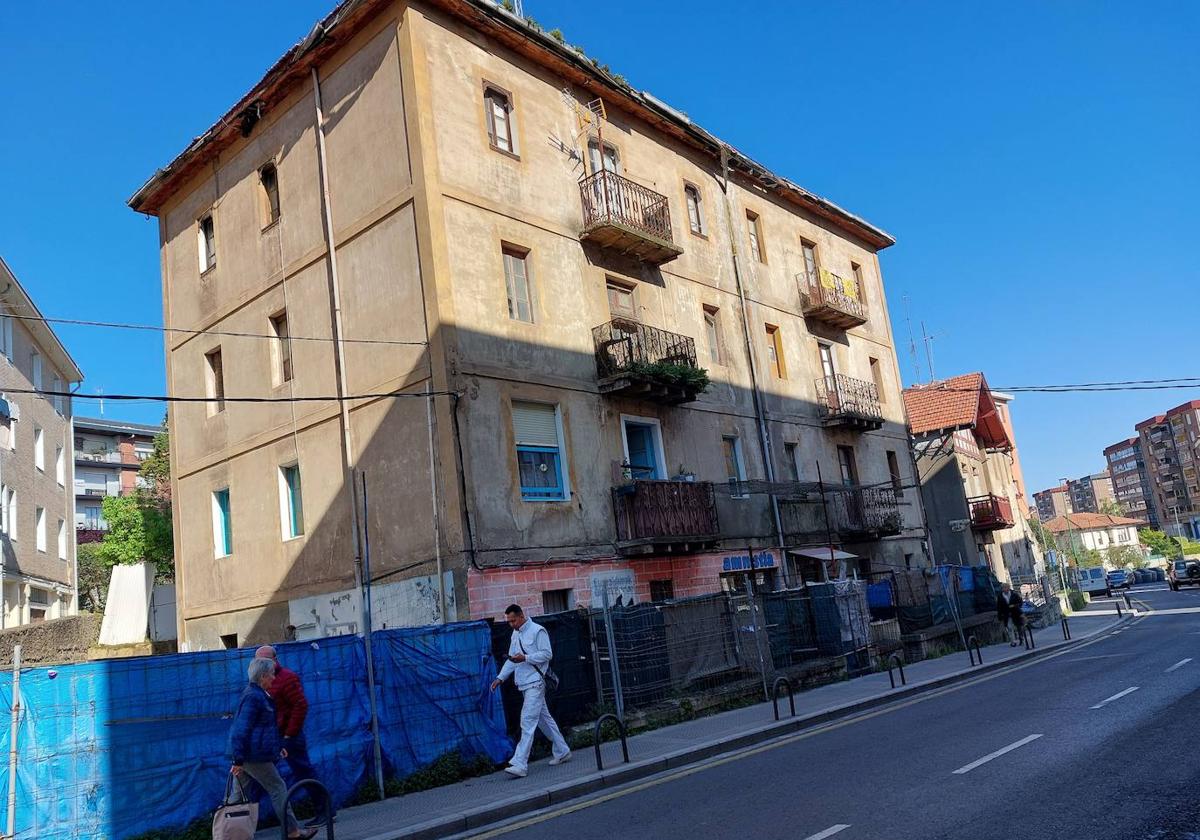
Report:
851,261,865,294
541,588,572,614
870,357,886,403
212,488,233,558
621,417,666,480
513,401,566,501
198,214,216,273
33,427,43,472
765,325,786,379
818,342,836,381
269,311,293,385
587,138,621,174
57,519,66,560
31,351,42,392
279,464,305,539
703,306,722,365
502,246,533,323
649,579,675,602
259,162,281,225
684,184,705,235
205,348,225,415
0,310,11,362
801,241,819,285
6,421,12,453
606,279,636,320
51,375,64,414
220,633,239,650
836,445,858,486
55,446,64,486
784,443,800,482
35,507,45,553
723,435,748,498
887,450,903,493
745,211,765,262
484,85,517,155
28,588,48,624
5,489,14,540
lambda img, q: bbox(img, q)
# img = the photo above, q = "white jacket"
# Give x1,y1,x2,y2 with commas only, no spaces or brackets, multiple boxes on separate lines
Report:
497,619,553,690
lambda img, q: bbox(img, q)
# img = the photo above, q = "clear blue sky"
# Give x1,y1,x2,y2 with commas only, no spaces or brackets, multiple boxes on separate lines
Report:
1,1,1196,497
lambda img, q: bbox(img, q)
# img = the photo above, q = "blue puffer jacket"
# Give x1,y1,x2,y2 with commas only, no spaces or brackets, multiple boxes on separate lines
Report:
227,683,282,765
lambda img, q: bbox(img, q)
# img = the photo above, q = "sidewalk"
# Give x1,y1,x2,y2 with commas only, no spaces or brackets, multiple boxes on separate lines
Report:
262,607,1125,840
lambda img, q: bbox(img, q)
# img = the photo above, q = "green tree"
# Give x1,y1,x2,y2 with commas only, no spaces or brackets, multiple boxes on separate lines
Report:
1105,545,1143,569
76,542,111,612
1075,548,1105,568
95,420,173,581
1140,527,1200,559
1098,499,1124,517
1028,518,1058,552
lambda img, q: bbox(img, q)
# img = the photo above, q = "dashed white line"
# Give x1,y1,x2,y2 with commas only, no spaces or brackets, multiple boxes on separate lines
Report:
952,734,1043,775
1091,686,1139,709
1166,658,1192,673
803,826,851,840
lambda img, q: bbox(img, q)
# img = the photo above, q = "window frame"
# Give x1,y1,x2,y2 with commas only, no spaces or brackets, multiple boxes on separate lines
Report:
765,324,787,379
836,445,858,486
205,347,226,415
55,445,64,486
513,401,569,502
198,213,217,275
35,506,45,553
541,588,573,614
259,161,281,228
784,442,800,482
606,278,637,321
723,435,749,499
33,426,43,472
745,210,766,263
887,450,903,494
683,182,706,237
212,488,233,558
58,518,66,560
502,244,535,323
483,81,519,158
869,356,886,403
31,351,42,393
269,311,293,386
620,414,668,481
278,462,305,540
0,308,11,363
703,305,722,366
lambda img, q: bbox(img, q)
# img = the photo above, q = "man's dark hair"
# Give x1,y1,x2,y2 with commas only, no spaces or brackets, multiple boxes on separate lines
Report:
504,604,524,617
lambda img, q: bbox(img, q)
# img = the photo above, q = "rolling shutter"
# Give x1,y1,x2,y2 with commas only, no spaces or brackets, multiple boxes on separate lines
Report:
512,402,558,447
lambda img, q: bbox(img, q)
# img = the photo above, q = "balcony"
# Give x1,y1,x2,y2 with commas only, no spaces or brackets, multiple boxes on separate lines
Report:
593,319,707,405
815,374,884,430
779,487,902,543
76,451,122,464
578,170,683,265
798,268,868,329
967,494,1015,531
612,479,720,556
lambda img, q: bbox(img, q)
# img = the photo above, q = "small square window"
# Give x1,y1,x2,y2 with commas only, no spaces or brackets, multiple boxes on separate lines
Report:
649,580,675,602
220,633,239,650
541,588,572,614
606,279,636,320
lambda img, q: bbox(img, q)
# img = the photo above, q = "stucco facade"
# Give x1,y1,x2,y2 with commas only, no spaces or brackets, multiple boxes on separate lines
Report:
130,0,928,649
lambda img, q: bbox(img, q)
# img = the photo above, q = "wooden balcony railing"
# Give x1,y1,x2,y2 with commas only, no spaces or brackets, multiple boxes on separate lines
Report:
612,479,720,555
816,374,884,430
967,494,1015,530
579,170,683,265
798,267,868,329
593,319,706,404
779,487,902,543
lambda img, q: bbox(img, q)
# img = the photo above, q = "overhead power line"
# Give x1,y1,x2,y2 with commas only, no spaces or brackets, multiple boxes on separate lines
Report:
1,386,456,405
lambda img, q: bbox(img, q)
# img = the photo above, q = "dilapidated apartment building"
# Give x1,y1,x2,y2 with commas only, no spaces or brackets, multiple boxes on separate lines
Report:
129,0,929,649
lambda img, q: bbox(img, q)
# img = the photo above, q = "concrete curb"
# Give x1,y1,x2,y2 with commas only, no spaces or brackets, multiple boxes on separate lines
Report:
374,611,1131,840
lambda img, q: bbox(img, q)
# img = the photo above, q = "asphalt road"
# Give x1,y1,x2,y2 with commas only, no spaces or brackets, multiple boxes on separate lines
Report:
467,584,1200,840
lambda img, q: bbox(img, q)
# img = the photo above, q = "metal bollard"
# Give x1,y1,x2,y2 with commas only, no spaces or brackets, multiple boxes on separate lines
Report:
967,635,983,667
1115,599,1123,618
886,652,907,688
282,780,335,840
593,713,630,772
1024,625,1035,650
1061,616,1071,640
1124,593,1133,611
771,676,796,721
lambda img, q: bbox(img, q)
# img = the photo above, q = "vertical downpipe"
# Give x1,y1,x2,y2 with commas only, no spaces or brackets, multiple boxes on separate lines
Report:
6,644,20,837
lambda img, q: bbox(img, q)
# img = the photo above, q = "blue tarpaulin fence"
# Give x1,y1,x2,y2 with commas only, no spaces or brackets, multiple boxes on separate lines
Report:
0,620,511,839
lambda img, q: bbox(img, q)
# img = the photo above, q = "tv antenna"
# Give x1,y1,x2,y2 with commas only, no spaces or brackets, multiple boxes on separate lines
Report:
903,296,922,383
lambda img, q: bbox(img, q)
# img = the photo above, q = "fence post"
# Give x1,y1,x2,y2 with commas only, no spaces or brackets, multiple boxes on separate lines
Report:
600,585,625,722
6,645,19,839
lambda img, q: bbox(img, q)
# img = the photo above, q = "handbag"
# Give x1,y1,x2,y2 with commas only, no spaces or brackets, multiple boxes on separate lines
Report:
212,772,258,840
517,630,560,692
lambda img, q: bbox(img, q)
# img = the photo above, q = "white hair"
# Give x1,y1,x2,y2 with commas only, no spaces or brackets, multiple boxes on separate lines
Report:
248,657,275,685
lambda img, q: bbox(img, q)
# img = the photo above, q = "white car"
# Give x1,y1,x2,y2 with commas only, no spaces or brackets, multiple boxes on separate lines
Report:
1075,566,1110,599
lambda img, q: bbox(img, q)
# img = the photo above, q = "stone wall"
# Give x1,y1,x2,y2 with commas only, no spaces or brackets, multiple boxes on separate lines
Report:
0,613,102,667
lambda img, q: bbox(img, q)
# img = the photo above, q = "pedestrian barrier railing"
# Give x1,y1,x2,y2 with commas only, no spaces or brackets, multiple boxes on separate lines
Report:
1061,616,1071,640
592,713,630,772
771,677,796,720
886,652,907,689
282,780,334,840
967,635,983,667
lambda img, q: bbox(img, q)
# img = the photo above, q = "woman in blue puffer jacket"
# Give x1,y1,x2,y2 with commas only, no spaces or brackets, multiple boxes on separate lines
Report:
227,657,316,839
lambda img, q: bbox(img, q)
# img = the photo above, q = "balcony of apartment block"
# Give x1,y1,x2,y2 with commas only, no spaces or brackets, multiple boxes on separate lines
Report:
779,486,902,544
611,478,720,556
76,451,123,465
815,374,884,431
967,494,1015,531
798,267,868,330
578,170,683,265
593,319,707,405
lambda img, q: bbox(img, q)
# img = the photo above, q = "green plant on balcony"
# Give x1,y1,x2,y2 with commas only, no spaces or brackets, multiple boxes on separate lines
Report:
627,360,710,394
880,510,903,533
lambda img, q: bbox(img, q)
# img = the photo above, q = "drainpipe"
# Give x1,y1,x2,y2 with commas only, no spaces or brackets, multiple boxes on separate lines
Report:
714,146,787,584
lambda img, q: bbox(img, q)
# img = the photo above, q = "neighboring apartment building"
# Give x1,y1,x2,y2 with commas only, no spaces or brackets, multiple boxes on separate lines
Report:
903,373,1043,580
128,0,928,648
1033,485,1071,521
1042,513,1143,558
1137,401,1200,538
0,258,83,626
1065,471,1115,515
1103,437,1157,527
74,417,160,543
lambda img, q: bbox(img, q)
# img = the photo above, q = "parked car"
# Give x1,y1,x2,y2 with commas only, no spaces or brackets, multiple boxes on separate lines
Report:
1168,559,1200,591
1107,570,1133,590
1076,566,1111,598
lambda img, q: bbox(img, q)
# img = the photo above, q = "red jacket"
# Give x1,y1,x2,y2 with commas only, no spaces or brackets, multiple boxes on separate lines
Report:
270,665,308,738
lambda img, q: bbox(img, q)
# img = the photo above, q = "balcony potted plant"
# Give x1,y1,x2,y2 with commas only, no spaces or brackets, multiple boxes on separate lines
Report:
671,464,696,482
616,460,637,495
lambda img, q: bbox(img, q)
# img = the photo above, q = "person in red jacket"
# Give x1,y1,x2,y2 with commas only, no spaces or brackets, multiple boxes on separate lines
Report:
255,645,332,827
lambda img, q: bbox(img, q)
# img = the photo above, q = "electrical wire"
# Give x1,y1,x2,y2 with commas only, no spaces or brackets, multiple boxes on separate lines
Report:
0,385,456,404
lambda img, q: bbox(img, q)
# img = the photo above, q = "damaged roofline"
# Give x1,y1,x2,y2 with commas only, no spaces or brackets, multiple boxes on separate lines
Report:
126,0,896,250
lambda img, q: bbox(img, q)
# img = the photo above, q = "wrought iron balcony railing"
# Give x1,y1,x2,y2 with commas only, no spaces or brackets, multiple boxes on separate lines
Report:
967,494,1015,530
798,267,868,329
779,486,902,543
816,374,883,430
593,319,705,404
612,479,720,555
579,170,683,265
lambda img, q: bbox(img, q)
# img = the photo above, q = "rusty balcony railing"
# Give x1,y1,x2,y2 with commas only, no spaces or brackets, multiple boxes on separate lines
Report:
967,494,1015,530
579,170,683,265
816,374,884,430
779,486,902,543
612,479,720,554
798,267,868,329
593,319,706,404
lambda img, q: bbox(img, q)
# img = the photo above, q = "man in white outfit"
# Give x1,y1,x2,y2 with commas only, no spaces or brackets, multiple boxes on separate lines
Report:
490,603,571,777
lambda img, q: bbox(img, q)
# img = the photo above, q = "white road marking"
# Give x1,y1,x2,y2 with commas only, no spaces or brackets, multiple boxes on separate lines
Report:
952,734,1043,775
1166,658,1193,673
1066,653,1134,662
1091,686,1139,709
803,826,851,840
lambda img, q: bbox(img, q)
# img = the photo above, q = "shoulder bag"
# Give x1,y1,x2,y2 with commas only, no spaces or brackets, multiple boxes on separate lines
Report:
517,629,560,692
212,772,258,840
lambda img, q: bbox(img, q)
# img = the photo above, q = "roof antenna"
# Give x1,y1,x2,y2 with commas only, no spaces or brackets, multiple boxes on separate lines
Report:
921,322,936,383
903,296,922,383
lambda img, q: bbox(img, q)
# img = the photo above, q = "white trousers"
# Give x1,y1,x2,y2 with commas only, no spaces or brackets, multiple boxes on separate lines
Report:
509,680,569,771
